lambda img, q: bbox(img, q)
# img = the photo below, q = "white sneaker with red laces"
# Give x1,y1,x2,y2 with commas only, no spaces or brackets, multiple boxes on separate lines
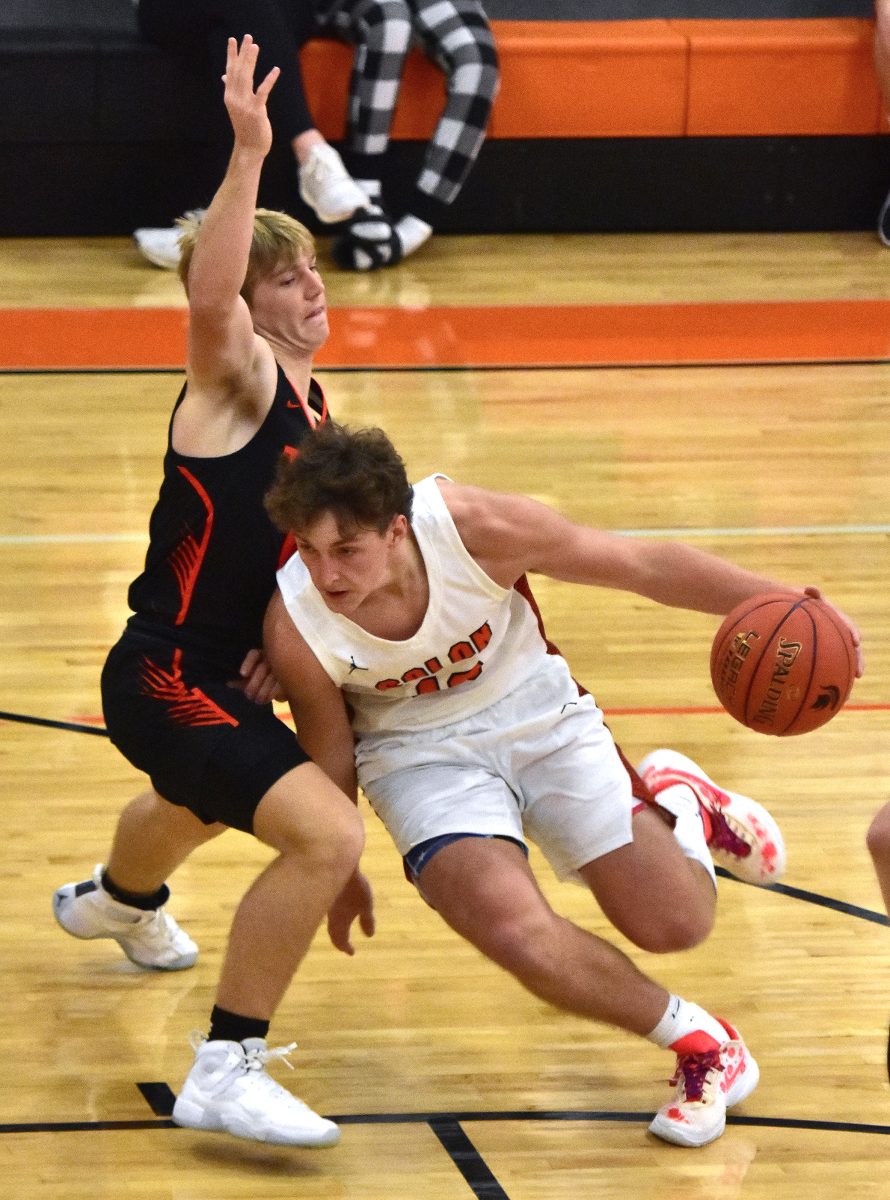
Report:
649,1020,759,1147
638,749,785,885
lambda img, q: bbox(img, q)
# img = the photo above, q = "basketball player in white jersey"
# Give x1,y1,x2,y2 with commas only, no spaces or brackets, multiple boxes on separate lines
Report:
262,421,862,1148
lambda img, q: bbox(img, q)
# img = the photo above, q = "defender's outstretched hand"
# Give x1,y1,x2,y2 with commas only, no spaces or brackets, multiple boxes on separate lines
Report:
222,35,280,156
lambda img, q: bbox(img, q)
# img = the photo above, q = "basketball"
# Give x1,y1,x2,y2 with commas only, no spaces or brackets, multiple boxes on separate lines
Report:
710,591,856,736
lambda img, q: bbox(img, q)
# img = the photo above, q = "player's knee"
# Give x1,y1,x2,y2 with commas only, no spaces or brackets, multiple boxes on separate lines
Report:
259,788,364,877
631,908,713,954
315,804,365,875
298,812,364,887
476,908,558,972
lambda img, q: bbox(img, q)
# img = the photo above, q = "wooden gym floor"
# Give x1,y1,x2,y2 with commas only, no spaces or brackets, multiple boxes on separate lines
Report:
0,229,888,1198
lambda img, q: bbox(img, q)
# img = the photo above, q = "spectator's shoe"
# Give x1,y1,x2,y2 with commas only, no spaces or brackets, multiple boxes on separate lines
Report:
298,144,366,224
638,749,785,885
133,209,205,270
172,1035,341,1147
879,188,890,246
52,863,197,970
331,206,403,271
649,1020,759,1148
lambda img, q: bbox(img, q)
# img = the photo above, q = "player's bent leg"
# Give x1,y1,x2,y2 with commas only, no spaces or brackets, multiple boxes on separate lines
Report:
417,835,757,1148
106,788,227,890
171,764,363,1147
416,835,670,1034
215,762,365,1019
578,807,716,953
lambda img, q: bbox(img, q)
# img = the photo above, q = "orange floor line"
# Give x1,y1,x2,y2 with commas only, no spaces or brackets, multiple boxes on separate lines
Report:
3,300,890,370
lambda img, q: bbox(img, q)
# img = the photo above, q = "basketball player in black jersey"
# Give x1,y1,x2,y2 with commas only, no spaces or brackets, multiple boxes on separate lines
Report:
52,37,373,1147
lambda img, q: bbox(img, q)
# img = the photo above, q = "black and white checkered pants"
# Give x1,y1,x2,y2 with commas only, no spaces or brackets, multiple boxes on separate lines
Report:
316,0,499,209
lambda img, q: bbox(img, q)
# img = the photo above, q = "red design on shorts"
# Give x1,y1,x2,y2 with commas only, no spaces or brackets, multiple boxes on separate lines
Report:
140,649,239,728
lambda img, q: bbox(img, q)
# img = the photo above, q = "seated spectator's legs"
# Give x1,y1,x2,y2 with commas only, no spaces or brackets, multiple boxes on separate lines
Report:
322,0,499,269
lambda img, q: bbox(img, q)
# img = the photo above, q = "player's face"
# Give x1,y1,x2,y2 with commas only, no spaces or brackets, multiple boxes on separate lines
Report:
294,510,401,615
249,253,329,351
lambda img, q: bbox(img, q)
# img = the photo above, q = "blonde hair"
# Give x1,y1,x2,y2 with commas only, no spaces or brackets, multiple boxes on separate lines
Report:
176,208,316,303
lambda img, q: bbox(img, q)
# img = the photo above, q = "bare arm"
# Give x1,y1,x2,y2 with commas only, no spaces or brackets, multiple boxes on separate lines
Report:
263,590,357,801
264,590,374,954
441,481,862,672
178,36,281,447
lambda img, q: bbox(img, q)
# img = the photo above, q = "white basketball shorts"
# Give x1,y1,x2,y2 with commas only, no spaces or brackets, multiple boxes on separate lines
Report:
356,654,637,882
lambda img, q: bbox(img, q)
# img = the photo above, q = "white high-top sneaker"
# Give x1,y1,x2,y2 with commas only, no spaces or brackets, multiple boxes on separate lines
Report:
172,1035,340,1147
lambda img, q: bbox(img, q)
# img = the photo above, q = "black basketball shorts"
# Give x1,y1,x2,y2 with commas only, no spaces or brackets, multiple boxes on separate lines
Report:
101,629,310,833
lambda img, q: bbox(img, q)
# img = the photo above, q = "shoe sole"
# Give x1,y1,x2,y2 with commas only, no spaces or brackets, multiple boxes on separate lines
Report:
113,936,197,971
172,1097,340,1146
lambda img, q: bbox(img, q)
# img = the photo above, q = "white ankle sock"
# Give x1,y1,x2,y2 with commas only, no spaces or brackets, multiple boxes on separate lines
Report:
647,995,727,1052
394,214,433,258
654,782,716,887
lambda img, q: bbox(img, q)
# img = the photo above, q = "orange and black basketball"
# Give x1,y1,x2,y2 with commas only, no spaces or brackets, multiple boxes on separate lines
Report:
710,591,856,736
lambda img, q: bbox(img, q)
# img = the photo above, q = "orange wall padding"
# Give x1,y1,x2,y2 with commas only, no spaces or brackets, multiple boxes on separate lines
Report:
299,17,883,141
676,18,882,136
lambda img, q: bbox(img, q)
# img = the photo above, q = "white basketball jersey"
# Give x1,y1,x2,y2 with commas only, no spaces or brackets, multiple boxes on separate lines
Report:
276,475,552,734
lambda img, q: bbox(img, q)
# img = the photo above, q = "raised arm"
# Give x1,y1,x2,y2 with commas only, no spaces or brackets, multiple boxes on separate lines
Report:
181,37,281,418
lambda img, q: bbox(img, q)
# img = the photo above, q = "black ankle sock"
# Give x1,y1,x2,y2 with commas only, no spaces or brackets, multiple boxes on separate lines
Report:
208,1006,270,1045
101,869,170,911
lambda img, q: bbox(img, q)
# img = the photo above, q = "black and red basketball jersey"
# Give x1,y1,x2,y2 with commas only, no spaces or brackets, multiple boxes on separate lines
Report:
127,364,326,666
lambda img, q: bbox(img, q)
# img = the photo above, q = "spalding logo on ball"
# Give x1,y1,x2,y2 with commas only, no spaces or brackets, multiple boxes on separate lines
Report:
710,591,856,735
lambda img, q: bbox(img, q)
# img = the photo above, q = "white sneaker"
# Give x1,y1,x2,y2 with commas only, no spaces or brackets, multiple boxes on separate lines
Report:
638,749,785,885
298,143,367,224
172,1034,341,1147
53,864,198,970
649,1019,759,1147
133,209,205,270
